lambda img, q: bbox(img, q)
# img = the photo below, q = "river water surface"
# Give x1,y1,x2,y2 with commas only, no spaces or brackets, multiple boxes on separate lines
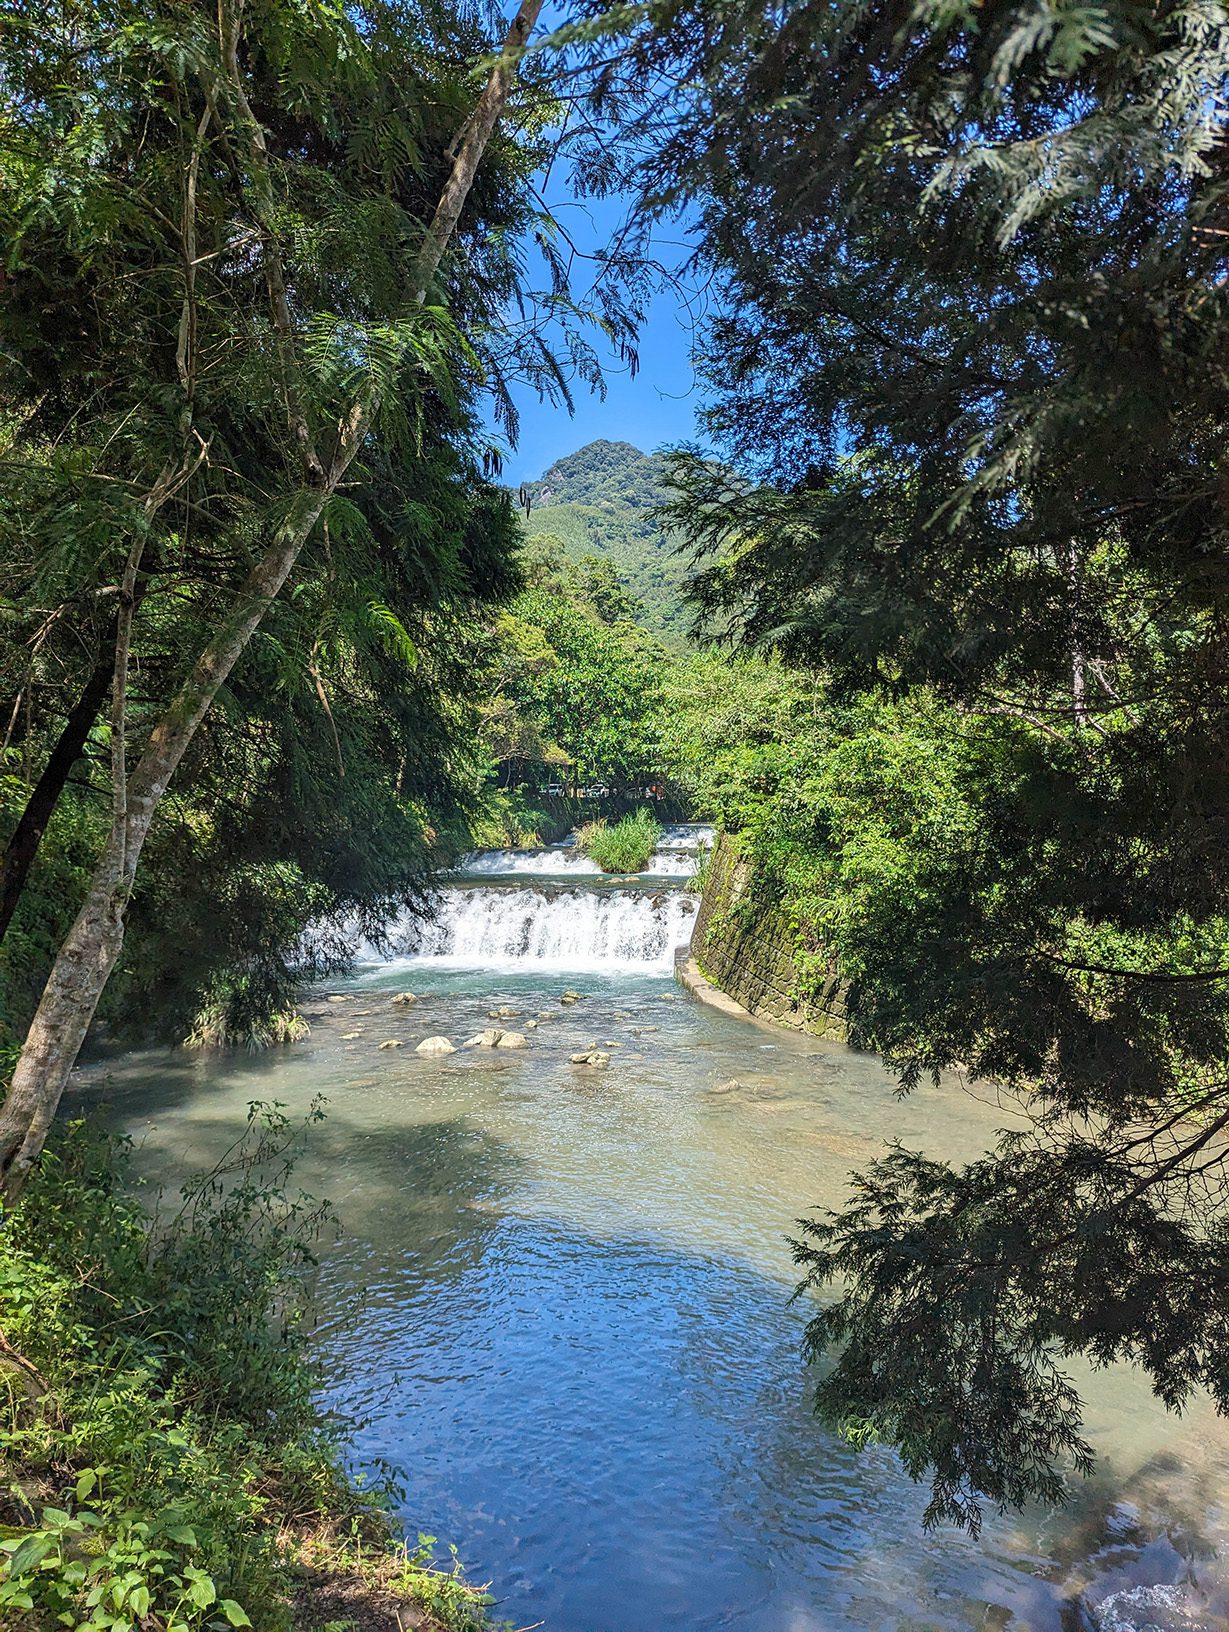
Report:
72,829,1229,1632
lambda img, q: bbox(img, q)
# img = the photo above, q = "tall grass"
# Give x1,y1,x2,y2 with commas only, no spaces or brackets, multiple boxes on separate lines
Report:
578,808,662,873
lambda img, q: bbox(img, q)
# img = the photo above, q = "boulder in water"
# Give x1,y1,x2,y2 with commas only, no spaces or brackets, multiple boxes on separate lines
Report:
525,1020,538,1030
415,1035,455,1056
327,995,348,1004
340,1032,363,1040
378,1039,403,1050
498,1006,520,1018
464,1028,503,1047
570,1050,610,1067
496,1031,528,1049
391,991,417,1006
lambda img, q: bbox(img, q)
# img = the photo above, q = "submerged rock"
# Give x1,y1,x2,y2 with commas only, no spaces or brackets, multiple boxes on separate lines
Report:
496,1031,528,1049
1093,1584,1206,1631
570,1050,610,1067
327,995,348,1004
415,1035,455,1056
463,1028,503,1048
391,991,417,1006
378,1039,403,1050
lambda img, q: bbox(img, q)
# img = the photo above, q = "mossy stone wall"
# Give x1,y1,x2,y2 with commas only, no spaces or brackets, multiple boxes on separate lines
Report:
692,834,847,1040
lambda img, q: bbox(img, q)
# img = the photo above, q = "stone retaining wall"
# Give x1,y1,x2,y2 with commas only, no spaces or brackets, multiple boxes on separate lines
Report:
689,834,847,1040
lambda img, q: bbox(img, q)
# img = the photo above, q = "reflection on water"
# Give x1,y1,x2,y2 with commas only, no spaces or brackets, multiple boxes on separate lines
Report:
71,960,1229,1631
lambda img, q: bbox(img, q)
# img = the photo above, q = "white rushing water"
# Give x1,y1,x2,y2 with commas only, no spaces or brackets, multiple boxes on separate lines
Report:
457,823,715,881
378,884,698,974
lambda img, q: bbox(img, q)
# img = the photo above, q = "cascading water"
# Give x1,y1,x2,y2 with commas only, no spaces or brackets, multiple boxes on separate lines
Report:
385,884,697,974
456,822,715,881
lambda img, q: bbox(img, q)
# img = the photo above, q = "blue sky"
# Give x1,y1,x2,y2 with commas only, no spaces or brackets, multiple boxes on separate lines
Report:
484,187,709,484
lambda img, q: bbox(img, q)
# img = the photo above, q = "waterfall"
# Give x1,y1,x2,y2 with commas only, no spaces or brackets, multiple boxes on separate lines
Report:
456,824,715,881
383,885,698,974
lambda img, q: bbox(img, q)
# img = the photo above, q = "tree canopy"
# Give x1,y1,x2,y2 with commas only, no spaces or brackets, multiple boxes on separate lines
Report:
620,0,1229,1530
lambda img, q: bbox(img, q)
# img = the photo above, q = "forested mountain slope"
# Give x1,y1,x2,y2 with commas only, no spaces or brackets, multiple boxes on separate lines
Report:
519,439,691,638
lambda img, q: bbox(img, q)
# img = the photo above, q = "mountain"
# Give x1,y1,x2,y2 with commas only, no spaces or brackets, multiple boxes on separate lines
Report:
518,440,692,638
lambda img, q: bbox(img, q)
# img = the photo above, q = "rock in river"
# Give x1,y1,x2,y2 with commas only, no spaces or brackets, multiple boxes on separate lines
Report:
391,991,417,1006
378,1039,403,1050
463,1029,503,1048
415,1035,455,1056
496,1031,528,1049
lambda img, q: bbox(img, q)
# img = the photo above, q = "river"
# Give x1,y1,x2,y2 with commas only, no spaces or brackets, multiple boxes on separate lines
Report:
71,827,1229,1631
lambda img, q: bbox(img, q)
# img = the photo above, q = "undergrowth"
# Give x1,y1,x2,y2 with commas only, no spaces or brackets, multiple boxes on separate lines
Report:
577,808,661,873
0,1105,496,1631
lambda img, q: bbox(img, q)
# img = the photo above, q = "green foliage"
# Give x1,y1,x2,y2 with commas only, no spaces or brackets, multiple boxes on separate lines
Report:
577,808,662,873
0,1106,341,1627
476,578,671,791
0,0,633,1049
0,1109,496,1629
461,789,567,851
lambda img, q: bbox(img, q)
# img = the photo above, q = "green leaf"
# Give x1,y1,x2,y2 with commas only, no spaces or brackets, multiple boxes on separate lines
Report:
4,1535,53,1577
219,1599,253,1626
187,1570,216,1608
366,600,418,670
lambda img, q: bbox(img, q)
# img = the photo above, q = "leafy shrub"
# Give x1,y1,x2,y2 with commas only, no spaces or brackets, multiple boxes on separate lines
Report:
578,808,662,873
185,969,311,1051
463,789,562,851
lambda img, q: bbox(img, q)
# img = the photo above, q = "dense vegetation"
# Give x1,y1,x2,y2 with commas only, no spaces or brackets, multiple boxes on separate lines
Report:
614,0,1229,1532
577,809,662,874
0,0,610,1622
520,441,692,639
0,1112,496,1631
471,535,673,820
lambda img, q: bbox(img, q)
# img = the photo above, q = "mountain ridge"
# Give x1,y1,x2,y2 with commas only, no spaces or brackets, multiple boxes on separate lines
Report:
517,439,691,637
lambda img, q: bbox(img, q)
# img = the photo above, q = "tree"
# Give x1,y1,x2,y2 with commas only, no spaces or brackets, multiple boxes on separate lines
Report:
508,585,666,787
623,0,1229,1528
0,0,548,1197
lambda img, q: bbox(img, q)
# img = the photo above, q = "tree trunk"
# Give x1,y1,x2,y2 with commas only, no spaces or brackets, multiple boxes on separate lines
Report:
0,644,114,944
0,1,544,1203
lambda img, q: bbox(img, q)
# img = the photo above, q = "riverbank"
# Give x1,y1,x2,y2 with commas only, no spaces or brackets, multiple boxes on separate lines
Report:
687,832,849,1040
0,1118,497,1632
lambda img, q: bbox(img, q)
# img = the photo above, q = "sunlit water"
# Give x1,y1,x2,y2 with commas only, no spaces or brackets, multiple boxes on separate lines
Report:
70,846,1229,1632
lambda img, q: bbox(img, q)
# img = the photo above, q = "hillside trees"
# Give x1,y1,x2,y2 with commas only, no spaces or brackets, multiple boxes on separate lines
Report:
625,0,1229,1527
522,440,691,635
0,0,554,1197
473,537,669,792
